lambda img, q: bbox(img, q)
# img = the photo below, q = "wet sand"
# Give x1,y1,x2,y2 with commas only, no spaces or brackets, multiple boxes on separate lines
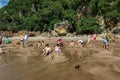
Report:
0,37,120,80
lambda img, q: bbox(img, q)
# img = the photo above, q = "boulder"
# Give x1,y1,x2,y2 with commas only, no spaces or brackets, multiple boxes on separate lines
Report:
51,31,58,37
54,20,72,36
111,23,120,34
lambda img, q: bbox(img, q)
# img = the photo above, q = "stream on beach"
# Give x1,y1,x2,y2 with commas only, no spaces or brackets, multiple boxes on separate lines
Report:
0,40,120,80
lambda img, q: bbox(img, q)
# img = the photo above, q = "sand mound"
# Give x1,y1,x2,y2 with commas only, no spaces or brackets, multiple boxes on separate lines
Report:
44,52,68,64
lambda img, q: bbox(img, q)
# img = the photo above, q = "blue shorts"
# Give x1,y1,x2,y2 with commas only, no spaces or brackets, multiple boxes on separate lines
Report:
24,39,28,43
103,41,108,45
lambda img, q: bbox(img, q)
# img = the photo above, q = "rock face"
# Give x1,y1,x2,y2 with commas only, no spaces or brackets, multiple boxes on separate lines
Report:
54,20,72,36
95,16,105,29
111,23,120,34
51,31,58,37
112,28,120,34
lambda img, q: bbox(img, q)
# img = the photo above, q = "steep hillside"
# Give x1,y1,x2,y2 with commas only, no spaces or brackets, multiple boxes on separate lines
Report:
0,0,120,34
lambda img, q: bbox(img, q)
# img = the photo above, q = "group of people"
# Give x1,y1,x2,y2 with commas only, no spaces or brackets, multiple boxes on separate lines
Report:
0,35,11,45
69,34,93,47
42,43,61,56
0,32,119,55
0,34,11,54
41,34,112,57
42,37,63,56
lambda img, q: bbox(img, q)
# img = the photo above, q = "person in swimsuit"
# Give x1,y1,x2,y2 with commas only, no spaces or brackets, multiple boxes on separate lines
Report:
69,40,75,47
42,44,51,56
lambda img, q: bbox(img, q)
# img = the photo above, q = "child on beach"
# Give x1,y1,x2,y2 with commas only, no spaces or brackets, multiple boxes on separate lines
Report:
42,44,51,56
54,44,61,53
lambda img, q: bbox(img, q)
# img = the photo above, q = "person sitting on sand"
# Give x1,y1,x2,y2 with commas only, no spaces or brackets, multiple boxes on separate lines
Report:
54,44,61,53
5,36,11,44
41,40,45,46
37,41,41,48
69,40,75,47
42,44,51,56
78,39,84,47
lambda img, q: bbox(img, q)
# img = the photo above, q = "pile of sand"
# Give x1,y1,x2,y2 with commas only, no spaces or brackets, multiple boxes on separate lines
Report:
44,52,69,64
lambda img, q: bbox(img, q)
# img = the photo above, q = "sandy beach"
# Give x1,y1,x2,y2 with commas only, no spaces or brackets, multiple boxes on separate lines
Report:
0,36,120,80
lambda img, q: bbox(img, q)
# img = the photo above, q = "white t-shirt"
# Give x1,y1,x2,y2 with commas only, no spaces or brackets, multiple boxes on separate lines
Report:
24,35,28,40
78,40,83,43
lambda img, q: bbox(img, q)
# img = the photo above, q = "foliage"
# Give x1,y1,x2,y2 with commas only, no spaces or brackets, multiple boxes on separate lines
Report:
76,16,101,34
0,0,119,34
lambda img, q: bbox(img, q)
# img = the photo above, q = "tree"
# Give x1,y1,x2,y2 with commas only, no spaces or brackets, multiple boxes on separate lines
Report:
76,16,101,34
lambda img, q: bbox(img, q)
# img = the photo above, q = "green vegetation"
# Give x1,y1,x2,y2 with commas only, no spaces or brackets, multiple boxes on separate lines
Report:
0,0,120,34
76,16,101,34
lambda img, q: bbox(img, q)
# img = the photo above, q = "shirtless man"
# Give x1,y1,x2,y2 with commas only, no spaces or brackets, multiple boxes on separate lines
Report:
42,44,52,56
